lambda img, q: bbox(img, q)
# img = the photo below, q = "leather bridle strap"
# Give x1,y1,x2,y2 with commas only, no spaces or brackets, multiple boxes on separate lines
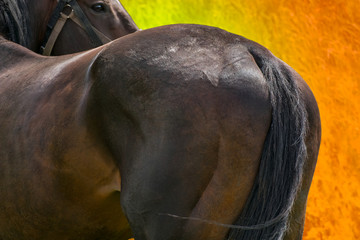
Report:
41,10,70,55
40,0,110,55
68,0,104,46
40,0,67,54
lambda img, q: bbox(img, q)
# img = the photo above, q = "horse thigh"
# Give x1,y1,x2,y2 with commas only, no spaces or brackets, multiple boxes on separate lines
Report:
119,104,270,240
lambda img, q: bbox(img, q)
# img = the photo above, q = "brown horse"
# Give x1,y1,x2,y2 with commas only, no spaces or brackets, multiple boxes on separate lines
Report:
0,0,138,55
0,1,321,240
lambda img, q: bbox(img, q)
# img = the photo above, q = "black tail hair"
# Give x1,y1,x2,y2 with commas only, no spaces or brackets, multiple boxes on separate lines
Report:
227,46,308,239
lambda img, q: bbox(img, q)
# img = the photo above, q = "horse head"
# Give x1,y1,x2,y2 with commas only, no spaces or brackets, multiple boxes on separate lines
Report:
0,0,138,55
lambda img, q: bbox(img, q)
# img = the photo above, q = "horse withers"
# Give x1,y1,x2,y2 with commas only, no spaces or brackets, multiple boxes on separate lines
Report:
0,1,321,240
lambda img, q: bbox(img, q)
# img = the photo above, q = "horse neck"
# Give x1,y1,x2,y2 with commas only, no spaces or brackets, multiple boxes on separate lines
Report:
25,1,56,52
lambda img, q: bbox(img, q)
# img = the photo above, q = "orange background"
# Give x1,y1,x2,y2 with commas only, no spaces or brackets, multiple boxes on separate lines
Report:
121,0,360,239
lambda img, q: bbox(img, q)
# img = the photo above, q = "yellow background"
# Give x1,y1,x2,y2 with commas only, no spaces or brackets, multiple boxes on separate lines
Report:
121,0,360,239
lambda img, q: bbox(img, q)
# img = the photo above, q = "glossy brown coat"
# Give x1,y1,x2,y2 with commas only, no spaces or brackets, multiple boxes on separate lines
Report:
0,24,321,239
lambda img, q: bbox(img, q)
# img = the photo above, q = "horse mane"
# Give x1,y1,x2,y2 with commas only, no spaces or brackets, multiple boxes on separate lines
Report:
0,0,31,47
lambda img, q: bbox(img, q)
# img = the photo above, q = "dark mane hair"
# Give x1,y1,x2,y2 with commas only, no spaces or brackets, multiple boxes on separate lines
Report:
0,0,31,47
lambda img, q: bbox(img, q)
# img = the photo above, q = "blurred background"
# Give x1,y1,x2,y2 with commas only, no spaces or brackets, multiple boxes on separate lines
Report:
121,0,360,239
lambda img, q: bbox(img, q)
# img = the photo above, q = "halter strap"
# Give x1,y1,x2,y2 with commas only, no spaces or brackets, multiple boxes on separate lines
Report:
40,0,67,53
40,0,109,55
68,0,103,46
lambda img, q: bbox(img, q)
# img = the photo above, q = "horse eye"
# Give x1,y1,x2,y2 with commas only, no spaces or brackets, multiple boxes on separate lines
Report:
91,3,106,13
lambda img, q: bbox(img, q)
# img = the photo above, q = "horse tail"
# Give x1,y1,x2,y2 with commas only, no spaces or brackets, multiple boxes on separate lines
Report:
227,46,308,239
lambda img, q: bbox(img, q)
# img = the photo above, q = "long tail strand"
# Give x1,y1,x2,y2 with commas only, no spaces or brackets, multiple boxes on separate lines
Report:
227,50,308,240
